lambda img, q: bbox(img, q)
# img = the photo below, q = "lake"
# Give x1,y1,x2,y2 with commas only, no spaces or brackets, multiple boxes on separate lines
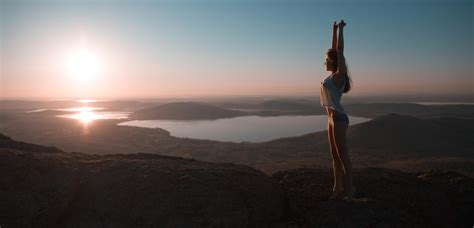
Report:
25,99,373,142
410,102,474,105
118,115,371,143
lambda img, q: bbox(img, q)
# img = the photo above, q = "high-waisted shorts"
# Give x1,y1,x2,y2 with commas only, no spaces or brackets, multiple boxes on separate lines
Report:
330,112,349,124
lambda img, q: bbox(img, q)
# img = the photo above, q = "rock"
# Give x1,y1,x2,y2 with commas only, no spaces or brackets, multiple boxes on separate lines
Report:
1,134,473,227
0,149,80,227
273,167,474,227
56,154,285,227
0,135,285,227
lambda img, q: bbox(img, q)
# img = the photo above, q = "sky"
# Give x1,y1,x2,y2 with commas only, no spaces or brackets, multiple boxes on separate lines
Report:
0,0,472,99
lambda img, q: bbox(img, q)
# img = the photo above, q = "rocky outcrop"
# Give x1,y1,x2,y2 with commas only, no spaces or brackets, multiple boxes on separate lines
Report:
0,135,284,227
1,134,473,227
273,168,474,227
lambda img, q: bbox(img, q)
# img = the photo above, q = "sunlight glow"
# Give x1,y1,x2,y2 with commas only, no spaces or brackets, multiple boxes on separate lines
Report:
61,107,104,112
56,106,131,124
66,48,102,82
77,99,103,103
75,111,100,124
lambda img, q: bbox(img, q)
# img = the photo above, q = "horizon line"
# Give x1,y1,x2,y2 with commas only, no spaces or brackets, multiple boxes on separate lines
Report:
1,92,473,102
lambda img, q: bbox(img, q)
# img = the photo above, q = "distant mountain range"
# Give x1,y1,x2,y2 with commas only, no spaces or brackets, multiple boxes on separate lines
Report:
2,99,473,120
0,100,155,112
128,100,474,120
130,102,246,120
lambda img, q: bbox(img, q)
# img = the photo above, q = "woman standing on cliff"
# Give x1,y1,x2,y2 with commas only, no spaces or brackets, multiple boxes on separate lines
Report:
320,20,355,202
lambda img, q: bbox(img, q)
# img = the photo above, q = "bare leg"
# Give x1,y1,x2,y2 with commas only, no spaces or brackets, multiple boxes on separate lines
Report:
328,121,344,193
334,122,354,199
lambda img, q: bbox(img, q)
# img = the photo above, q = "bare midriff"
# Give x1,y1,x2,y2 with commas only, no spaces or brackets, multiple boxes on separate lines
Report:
325,106,344,117
325,106,334,116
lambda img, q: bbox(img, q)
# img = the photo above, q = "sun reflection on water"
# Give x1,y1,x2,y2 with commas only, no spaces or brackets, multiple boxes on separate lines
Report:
56,107,130,125
25,101,131,134
74,111,101,124
62,107,104,112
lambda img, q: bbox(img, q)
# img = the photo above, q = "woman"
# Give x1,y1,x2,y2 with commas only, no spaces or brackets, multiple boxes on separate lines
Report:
320,20,355,202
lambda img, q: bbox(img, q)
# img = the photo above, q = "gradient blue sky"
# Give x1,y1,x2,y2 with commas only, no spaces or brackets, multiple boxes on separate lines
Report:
1,0,472,99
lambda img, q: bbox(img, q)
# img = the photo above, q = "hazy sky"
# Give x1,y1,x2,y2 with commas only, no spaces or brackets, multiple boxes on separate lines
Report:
1,0,472,99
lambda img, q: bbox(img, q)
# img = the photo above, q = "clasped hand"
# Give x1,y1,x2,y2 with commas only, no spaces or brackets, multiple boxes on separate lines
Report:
333,20,346,30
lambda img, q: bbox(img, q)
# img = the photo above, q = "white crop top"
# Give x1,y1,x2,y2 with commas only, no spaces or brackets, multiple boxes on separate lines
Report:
320,73,346,114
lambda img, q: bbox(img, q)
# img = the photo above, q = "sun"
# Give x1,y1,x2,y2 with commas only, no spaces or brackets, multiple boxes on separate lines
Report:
75,110,100,124
66,48,102,82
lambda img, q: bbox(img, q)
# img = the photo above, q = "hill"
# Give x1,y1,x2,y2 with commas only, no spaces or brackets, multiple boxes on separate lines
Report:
130,102,247,120
1,109,473,176
0,134,284,227
255,113,474,174
347,113,473,156
0,134,472,227
258,113,473,158
344,102,474,118
213,99,474,118
259,99,319,111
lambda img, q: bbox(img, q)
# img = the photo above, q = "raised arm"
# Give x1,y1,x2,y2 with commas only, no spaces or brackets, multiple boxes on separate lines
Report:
336,20,347,75
332,21,338,49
